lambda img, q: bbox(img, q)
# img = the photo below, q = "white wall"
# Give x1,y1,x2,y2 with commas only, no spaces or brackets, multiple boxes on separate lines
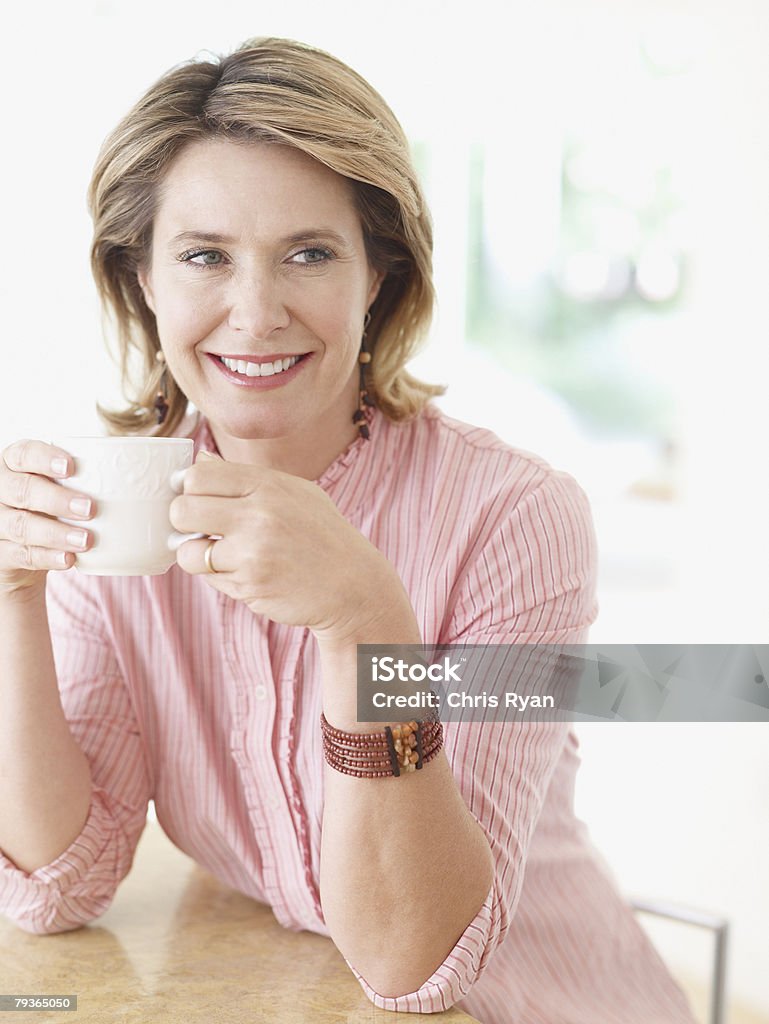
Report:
573,723,769,1013
2,0,767,1016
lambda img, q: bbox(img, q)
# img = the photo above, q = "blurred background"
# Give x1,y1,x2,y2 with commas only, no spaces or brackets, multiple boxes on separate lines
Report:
1,0,767,1020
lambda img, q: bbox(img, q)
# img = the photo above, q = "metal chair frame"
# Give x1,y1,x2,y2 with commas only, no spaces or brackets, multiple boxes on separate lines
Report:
630,897,729,1024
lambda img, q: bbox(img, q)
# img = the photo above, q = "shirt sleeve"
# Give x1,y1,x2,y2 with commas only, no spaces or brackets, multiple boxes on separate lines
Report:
351,467,599,1012
0,571,152,935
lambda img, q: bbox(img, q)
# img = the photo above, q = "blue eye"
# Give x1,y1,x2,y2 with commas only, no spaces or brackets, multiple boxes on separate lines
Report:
179,249,225,268
292,247,334,265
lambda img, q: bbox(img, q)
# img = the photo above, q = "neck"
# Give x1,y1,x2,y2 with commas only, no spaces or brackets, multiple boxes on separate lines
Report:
207,372,365,480
210,418,363,480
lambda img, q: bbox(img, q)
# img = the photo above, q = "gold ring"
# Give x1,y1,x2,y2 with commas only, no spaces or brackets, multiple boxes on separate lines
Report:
204,538,220,574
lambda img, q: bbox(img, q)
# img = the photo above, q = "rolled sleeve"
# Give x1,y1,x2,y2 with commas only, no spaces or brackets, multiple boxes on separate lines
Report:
350,467,599,1011
0,571,151,934
0,786,147,935
346,885,497,1012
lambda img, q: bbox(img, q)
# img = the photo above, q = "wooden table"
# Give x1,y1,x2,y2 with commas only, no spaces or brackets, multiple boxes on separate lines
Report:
0,822,480,1023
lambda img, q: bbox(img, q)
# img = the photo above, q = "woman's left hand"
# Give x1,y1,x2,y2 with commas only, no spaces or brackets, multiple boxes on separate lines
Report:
170,451,417,646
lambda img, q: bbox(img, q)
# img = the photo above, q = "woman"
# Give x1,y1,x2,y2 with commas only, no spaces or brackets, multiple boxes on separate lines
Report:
0,37,696,1022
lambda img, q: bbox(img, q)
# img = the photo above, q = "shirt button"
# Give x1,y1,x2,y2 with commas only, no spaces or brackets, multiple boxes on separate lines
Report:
254,684,267,701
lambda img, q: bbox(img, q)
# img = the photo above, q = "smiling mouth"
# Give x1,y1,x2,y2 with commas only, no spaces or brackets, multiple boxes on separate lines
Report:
212,353,308,378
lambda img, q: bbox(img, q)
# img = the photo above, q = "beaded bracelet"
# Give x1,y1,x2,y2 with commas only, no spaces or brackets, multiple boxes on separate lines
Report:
320,714,444,778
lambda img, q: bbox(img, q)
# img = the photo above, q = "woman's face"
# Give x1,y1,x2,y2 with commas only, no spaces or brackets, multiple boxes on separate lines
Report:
139,139,382,448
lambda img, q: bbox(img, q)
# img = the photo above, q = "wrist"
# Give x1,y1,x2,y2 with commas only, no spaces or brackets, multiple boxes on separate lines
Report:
315,591,420,656
313,555,420,651
0,577,48,606
316,610,421,733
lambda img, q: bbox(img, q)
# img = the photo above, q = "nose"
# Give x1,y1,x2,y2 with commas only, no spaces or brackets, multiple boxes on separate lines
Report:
226,266,291,339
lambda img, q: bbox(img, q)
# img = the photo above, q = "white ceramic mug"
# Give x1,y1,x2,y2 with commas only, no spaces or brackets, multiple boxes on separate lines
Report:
51,436,206,576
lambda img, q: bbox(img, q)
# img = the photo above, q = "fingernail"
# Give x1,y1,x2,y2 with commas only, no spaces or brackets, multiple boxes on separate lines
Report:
51,457,69,477
67,529,89,550
69,497,92,517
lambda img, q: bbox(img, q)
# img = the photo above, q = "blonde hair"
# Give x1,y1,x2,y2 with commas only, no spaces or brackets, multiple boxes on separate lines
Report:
89,36,444,437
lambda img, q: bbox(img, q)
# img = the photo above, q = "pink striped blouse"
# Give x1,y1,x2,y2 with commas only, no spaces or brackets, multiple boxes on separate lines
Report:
0,404,696,1022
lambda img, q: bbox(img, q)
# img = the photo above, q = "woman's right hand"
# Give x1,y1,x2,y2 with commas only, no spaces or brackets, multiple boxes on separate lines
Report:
0,440,96,597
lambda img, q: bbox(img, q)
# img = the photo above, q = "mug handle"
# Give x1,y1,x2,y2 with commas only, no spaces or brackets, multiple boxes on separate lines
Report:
167,466,207,552
169,466,191,494
167,531,207,553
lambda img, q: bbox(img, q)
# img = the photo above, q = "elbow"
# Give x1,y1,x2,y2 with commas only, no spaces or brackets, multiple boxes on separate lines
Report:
10,915,87,937
346,893,491,1001
2,888,114,936
333,833,496,1003
358,960,436,1002
358,868,496,1000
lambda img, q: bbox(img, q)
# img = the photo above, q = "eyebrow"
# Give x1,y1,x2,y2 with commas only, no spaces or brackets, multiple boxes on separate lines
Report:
167,228,351,248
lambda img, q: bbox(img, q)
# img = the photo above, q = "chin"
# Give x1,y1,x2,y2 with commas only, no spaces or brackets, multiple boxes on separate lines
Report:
209,405,307,441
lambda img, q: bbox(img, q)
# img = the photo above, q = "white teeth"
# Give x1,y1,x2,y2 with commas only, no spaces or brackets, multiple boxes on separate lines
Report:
220,355,300,377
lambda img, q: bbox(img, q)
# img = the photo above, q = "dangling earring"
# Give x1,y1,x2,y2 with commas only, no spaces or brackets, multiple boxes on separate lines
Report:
352,311,375,441
153,349,169,425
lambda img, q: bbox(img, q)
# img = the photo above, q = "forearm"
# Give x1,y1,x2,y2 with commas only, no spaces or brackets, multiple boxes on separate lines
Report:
318,630,494,999
0,587,92,873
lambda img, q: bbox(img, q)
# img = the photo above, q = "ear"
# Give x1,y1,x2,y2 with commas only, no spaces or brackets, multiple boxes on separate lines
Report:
137,266,156,314
367,268,385,309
